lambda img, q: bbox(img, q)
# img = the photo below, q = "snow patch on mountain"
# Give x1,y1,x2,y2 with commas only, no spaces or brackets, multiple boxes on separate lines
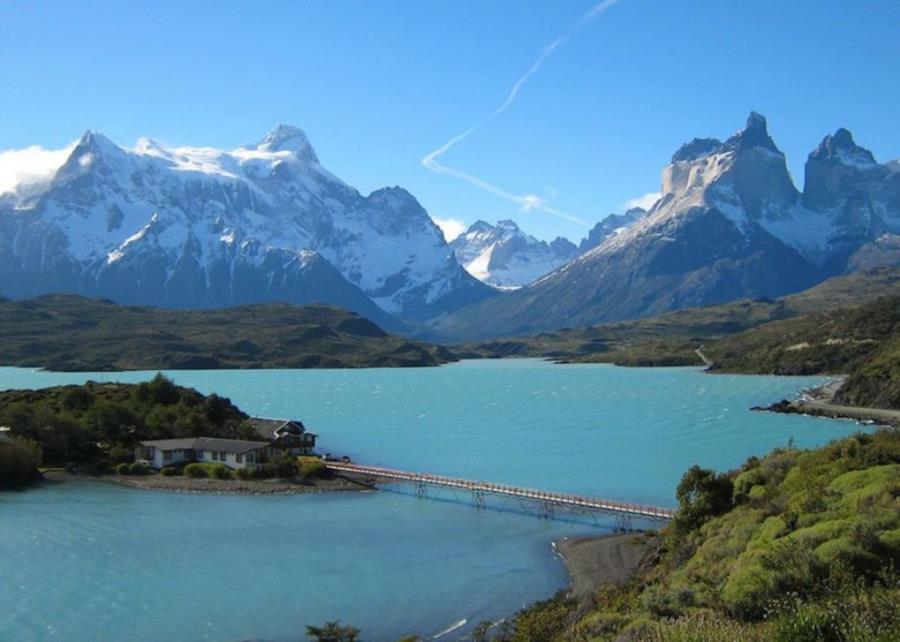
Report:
570,111,900,281
449,219,577,289
0,125,492,320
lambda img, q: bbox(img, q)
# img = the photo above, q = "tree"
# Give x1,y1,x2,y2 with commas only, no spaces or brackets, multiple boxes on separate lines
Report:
306,621,361,642
135,373,181,406
0,437,42,485
674,465,734,532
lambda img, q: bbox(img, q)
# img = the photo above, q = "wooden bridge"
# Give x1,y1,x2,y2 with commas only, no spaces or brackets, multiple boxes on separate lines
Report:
325,461,675,528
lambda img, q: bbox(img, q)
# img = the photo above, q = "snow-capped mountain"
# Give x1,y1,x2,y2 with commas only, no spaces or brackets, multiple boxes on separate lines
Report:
434,113,900,340
0,125,494,324
449,219,577,289
578,208,645,253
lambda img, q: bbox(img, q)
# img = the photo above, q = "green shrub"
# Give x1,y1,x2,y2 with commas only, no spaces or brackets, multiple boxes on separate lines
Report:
210,464,232,480
235,467,253,481
160,466,177,477
128,462,148,475
116,462,131,475
734,467,765,503
253,464,276,479
271,455,298,479
184,463,208,478
640,586,695,618
298,456,325,479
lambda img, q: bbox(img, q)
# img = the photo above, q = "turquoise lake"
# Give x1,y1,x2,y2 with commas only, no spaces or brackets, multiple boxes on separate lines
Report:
0,360,863,641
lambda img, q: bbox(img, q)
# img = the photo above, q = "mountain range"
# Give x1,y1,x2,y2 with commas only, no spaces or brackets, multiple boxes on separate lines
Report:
0,125,494,329
448,219,578,289
433,113,900,340
447,208,649,289
2,114,898,342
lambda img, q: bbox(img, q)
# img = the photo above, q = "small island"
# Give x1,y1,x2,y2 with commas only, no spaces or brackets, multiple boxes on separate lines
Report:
0,374,365,494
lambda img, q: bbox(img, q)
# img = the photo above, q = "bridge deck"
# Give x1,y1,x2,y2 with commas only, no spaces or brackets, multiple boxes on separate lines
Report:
325,462,675,520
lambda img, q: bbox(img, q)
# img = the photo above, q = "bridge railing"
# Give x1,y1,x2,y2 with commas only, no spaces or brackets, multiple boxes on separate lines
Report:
325,461,676,520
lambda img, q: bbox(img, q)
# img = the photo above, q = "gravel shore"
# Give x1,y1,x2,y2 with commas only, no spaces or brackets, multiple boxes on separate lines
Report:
41,470,373,495
554,532,657,604
759,377,900,427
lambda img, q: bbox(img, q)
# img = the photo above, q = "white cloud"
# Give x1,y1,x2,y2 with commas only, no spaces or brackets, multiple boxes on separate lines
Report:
432,216,467,242
420,0,623,229
624,191,661,211
0,143,76,195
518,194,545,213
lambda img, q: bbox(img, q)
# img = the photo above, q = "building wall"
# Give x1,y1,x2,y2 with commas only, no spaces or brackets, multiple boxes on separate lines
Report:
145,448,193,469
139,445,287,470
194,448,268,470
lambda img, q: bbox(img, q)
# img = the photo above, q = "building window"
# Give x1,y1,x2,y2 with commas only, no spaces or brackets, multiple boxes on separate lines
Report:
196,450,204,458
236,454,243,463
247,453,254,463
164,450,172,460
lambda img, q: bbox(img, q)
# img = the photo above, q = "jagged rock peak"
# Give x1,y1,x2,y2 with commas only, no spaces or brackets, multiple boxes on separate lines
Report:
467,220,494,233
722,111,779,154
368,185,420,206
74,130,121,155
255,124,318,162
671,137,723,162
809,128,877,167
550,236,577,253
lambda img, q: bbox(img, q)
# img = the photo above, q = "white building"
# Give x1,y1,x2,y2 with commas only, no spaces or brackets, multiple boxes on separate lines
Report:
135,437,281,470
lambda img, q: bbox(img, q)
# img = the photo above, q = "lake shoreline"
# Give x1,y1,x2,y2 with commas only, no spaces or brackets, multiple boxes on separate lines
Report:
756,377,900,427
40,469,374,495
553,532,657,605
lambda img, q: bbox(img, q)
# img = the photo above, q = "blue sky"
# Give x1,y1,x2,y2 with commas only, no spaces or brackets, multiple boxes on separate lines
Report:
1,0,898,242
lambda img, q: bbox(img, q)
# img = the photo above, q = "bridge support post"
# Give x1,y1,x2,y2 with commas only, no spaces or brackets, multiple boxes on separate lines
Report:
539,501,555,520
471,489,486,509
415,481,428,499
614,514,633,532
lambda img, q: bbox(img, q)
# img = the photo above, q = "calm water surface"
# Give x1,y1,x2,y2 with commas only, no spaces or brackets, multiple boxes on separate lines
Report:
0,360,861,641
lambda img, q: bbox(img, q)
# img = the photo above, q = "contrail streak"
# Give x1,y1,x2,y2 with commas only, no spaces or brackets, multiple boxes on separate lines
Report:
421,0,622,227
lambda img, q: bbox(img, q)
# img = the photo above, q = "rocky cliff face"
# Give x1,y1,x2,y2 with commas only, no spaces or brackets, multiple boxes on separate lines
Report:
0,125,494,325
578,208,645,253
433,113,900,340
449,219,577,288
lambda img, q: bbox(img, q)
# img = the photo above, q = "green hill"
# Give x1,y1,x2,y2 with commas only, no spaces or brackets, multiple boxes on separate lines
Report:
457,268,900,366
836,336,900,410
706,296,899,375
0,295,455,371
495,429,900,642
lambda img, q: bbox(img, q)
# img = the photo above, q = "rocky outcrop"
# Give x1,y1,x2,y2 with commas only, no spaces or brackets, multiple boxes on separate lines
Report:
578,208,645,253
